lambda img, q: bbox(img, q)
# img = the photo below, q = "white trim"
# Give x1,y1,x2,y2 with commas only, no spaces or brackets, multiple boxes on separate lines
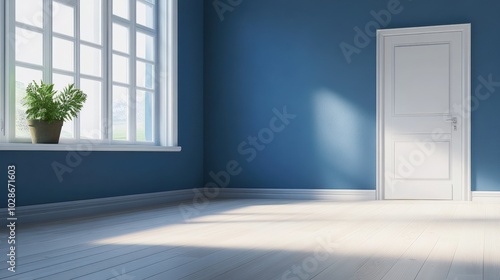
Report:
472,191,500,203
5,0,15,142
0,143,181,152
376,24,472,201
376,28,383,200
218,188,376,201
0,0,4,139
168,0,178,147
0,189,192,224
159,0,178,147
2,0,178,149
462,25,472,201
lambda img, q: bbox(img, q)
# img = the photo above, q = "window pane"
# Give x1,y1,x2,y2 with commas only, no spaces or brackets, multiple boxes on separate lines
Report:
53,38,74,72
52,73,74,91
113,86,129,140
53,2,74,37
15,67,43,138
15,0,43,28
137,32,154,61
60,121,75,139
80,79,102,139
16,28,43,65
80,0,102,45
81,45,102,77
136,91,153,142
53,74,75,139
113,54,129,84
11,0,160,144
136,61,154,89
113,0,129,20
113,23,129,54
137,1,154,28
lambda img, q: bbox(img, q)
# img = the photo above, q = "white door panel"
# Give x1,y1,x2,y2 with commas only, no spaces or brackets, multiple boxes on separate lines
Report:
394,43,451,115
385,181,453,200
377,24,471,200
393,140,451,179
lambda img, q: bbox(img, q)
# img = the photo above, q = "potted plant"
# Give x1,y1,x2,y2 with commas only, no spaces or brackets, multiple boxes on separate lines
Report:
23,81,87,144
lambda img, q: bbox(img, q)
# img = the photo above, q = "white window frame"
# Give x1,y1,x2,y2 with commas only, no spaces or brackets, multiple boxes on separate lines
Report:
0,0,179,152
0,0,4,138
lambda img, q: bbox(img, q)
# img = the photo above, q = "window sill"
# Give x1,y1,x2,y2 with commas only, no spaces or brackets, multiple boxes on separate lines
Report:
0,143,182,152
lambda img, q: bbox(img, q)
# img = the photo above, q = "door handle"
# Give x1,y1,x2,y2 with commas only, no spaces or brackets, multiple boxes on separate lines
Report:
444,116,458,131
444,117,458,124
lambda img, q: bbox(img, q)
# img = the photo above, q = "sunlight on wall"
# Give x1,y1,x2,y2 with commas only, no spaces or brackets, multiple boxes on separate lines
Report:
313,89,368,188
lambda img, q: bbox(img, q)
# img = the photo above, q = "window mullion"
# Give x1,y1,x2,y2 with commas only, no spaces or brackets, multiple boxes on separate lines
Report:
129,0,137,143
135,24,154,34
45,0,53,84
13,23,44,33
74,0,81,140
153,3,159,144
104,0,112,143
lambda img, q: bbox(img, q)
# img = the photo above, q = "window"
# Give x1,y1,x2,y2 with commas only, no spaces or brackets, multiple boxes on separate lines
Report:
0,0,179,151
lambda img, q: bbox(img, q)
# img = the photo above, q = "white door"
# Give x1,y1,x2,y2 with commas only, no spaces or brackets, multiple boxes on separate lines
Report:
377,24,471,200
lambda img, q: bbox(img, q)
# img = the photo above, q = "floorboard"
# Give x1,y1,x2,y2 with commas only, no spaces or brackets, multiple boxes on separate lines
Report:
1,199,499,280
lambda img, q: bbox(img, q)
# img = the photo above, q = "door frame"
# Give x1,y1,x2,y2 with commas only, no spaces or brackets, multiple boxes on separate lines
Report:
376,24,471,201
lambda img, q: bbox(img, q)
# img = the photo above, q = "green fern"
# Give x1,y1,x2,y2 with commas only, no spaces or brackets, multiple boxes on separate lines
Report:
23,81,87,123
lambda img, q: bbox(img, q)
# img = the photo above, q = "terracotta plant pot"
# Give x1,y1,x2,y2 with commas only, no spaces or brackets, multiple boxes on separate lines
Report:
27,120,64,144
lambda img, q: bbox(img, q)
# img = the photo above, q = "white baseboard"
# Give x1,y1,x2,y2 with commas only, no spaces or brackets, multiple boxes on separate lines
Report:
12,188,492,225
218,188,376,201
0,189,193,225
472,191,500,202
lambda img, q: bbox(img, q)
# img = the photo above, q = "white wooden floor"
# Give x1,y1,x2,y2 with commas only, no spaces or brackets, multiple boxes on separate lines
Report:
1,199,500,280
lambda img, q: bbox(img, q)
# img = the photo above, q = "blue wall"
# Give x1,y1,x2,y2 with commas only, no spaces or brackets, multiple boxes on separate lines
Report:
204,0,500,191
0,0,205,206
4,0,500,208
